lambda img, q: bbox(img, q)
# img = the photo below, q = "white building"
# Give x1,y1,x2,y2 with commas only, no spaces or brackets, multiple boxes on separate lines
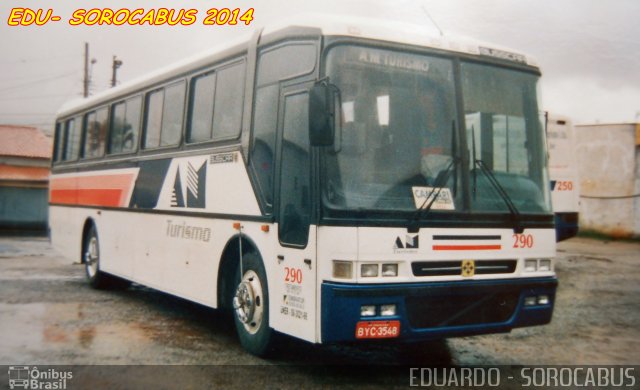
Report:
574,123,640,238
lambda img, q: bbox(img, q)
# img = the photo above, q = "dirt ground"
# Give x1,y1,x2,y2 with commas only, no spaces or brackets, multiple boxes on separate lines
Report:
0,235,638,388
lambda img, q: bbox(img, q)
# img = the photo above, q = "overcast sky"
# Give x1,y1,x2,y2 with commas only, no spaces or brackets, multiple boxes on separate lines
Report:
1,0,639,133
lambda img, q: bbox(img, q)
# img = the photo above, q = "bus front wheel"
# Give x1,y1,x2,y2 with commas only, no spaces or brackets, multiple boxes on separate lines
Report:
232,252,275,356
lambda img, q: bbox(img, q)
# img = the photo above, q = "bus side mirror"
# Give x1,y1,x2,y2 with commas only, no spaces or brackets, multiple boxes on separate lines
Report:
309,82,335,146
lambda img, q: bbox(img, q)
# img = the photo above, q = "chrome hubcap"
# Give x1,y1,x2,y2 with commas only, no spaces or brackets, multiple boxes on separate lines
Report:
233,270,263,334
85,236,99,278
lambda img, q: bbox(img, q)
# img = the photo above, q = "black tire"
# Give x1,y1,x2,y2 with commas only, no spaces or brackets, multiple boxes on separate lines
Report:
232,252,275,356
83,225,129,290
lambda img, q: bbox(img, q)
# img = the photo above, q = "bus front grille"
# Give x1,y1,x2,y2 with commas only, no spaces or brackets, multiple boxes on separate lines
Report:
405,291,519,328
411,260,517,277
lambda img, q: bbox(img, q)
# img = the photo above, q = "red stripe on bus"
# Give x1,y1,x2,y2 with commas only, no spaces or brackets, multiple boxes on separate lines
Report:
432,245,502,251
50,173,136,207
50,189,124,207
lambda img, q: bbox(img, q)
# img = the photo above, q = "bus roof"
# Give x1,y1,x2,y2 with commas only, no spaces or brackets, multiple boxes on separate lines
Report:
57,13,539,119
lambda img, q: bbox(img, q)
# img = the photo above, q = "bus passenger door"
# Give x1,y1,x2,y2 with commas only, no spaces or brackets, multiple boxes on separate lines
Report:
272,84,318,343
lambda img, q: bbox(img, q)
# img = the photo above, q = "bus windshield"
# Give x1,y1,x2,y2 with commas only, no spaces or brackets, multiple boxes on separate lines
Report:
322,45,551,217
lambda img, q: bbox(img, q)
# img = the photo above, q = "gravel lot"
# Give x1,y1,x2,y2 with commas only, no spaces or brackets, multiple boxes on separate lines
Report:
0,235,638,388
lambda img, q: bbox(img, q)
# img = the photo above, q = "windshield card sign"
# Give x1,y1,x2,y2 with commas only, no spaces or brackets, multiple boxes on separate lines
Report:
412,186,455,210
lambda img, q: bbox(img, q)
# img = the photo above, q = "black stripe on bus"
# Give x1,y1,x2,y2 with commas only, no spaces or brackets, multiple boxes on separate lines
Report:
48,203,273,223
433,235,502,241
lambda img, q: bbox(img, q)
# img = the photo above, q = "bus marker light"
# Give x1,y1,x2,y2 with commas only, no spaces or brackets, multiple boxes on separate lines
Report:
360,305,376,317
233,222,241,230
355,320,400,339
333,261,353,279
261,225,270,232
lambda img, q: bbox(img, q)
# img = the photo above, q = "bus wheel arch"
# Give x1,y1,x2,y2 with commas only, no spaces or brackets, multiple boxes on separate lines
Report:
217,235,258,310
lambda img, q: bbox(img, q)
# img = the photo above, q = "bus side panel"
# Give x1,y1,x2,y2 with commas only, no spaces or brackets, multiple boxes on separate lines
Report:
316,226,359,342
269,225,318,343
49,205,91,263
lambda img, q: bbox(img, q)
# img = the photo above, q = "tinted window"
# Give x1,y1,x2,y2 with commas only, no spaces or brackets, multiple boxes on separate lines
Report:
65,117,81,160
161,82,185,147
144,90,163,148
212,62,245,140
250,85,279,210
110,102,126,153
188,72,216,142
257,44,316,86
83,107,108,158
54,122,65,162
279,92,311,245
110,96,141,154
144,81,185,149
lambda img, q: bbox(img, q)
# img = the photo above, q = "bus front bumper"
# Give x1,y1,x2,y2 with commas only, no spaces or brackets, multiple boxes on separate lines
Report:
320,277,557,343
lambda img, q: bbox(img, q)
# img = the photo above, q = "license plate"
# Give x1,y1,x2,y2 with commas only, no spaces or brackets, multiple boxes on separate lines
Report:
355,320,401,339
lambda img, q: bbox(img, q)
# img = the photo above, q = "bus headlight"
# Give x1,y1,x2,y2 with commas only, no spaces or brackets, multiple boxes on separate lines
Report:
361,305,376,317
524,258,553,272
333,261,353,279
380,304,396,316
524,259,537,272
361,264,379,277
381,263,398,277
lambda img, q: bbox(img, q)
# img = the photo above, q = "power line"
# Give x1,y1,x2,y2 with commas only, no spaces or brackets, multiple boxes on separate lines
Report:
0,93,76,101
0,113,57,117
0,71,79,93
0,69,81,85
0,51,78,66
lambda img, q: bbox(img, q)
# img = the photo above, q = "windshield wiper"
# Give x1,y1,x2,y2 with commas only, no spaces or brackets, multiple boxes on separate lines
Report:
474,159,524,234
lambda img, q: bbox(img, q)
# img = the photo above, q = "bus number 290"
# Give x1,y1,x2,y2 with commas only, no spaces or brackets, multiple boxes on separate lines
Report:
285,267,303,284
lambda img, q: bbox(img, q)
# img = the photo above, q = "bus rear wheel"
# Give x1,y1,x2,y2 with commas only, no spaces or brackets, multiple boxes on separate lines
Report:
232,252,275,356
83,225,129,289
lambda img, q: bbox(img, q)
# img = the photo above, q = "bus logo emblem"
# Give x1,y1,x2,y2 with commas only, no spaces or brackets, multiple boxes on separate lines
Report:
394,235,419,250
461,260,475,277
171,160,207,208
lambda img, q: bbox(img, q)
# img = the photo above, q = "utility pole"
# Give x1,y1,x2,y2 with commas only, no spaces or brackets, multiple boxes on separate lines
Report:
83,43,96,98
111,56,123,87
83,43,89,98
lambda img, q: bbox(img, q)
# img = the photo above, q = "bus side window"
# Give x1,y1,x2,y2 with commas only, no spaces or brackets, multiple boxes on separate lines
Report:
65,117,81,160
250,84,278,209
188,72,216,143
212,61,245,141
144,81,185,149
250,43,317,213
110,96,141,154
83,107,108,158
161,82,186,147
53,122,65,162
144,90,164,148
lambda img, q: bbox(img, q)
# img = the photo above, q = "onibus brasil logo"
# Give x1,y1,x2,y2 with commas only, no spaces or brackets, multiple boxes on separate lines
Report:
8,366,72,389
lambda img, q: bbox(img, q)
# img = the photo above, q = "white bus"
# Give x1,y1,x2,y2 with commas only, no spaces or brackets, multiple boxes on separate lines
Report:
50,15,557,356
546,114,579,241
